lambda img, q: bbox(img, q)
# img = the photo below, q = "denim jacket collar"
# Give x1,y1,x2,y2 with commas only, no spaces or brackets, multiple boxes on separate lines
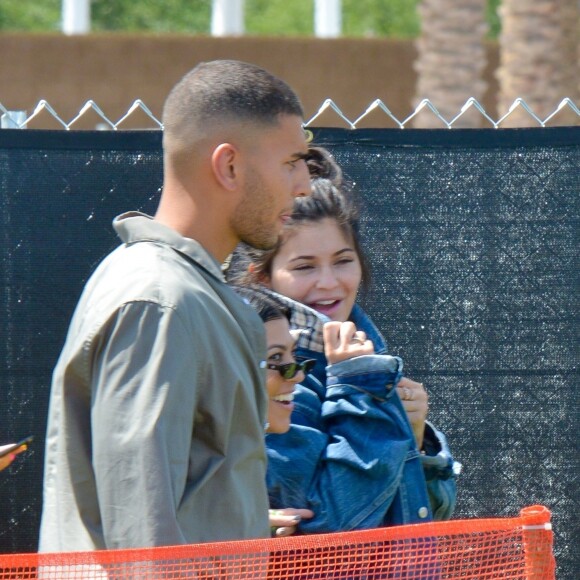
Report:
349,303,388,354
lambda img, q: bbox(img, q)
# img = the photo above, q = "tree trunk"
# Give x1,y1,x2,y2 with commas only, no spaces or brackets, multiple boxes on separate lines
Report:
497,0,580,126
413,0,488,128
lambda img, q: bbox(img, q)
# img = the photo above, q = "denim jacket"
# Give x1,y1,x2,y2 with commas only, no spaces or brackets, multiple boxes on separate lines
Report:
264,294,459,533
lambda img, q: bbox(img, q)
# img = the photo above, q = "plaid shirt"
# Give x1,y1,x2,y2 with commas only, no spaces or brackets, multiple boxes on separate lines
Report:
258,289,330,354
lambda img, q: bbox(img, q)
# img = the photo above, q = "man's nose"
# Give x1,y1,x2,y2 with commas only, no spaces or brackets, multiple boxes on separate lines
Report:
292,160,311,198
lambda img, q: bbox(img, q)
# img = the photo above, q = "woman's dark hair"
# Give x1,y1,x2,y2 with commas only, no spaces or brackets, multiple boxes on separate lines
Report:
227,145,371,293
305,145,343,186
232,285,291,324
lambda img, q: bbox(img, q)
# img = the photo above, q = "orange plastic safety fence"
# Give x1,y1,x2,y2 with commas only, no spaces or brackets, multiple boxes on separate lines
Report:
0,506,554,579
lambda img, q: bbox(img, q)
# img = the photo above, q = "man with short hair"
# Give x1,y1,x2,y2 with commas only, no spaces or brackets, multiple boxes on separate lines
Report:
39,60,310,551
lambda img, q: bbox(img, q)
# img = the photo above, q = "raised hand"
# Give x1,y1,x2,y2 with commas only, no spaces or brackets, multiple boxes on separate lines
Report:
323,320,375,364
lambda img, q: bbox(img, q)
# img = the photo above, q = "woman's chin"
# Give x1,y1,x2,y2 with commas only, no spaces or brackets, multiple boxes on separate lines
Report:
267,418,292,434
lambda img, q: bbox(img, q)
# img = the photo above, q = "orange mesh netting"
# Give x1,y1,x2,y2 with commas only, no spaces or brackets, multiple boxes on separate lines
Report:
0,505,554,579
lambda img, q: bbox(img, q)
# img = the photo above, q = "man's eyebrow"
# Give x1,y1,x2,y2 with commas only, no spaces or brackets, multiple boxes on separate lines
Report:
290,151,309,161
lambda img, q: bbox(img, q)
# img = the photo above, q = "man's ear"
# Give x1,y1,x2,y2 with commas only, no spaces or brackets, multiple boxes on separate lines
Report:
211,143,240,191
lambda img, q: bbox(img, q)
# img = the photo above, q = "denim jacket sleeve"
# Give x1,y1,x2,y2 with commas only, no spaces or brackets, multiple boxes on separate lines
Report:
267,354,424,533
420,420,460,520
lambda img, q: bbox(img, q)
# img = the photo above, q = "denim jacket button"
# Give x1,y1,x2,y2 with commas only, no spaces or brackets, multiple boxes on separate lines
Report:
418,506,429,519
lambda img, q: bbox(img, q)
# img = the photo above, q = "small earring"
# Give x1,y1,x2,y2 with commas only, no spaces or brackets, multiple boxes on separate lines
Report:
263,422,270,432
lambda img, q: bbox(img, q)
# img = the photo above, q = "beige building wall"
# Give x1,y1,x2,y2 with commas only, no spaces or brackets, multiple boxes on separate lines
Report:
0,34,500,129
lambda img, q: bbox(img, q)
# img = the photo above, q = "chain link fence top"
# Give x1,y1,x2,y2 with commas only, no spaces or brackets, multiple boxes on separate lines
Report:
1,97,579,130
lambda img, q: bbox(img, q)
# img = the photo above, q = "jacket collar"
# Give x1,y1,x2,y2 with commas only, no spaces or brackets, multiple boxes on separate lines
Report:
113,211,224,281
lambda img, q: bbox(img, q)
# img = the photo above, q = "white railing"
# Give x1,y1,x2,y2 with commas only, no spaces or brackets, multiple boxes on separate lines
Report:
1,98,579,131
61,0,343,38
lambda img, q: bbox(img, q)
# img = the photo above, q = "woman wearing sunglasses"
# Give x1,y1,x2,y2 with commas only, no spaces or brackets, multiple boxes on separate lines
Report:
233,285,388,537
227,147,457,537
231,282,414,539
233,285,315,436
232,286,315,536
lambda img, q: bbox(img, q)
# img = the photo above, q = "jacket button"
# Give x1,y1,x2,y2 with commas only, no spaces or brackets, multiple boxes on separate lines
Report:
418,507,429,519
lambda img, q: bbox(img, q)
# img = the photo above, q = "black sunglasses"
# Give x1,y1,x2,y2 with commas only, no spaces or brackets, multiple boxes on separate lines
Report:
267,359,316,380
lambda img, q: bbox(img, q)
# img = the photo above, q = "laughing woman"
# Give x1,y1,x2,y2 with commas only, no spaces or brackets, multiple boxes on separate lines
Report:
232,286,314,537
228,147,459,534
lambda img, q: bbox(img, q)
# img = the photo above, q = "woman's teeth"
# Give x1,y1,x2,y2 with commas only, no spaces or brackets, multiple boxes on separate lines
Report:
273,393,294,403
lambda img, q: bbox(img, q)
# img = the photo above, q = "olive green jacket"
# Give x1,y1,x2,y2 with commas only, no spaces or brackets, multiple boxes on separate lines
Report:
39,212,270,551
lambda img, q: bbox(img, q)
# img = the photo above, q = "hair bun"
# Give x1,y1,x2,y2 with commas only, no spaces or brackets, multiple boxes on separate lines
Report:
306,146,343,186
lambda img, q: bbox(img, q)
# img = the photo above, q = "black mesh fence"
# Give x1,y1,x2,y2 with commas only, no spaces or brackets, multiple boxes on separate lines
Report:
1,127,578,579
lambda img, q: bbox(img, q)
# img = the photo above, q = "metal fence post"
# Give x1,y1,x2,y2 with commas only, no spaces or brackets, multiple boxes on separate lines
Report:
314,0,342,38
62,0,91,35
211,0,244,36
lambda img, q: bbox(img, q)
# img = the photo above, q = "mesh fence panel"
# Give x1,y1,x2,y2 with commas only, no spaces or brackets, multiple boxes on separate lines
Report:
0,127,578,578
0,506,556,579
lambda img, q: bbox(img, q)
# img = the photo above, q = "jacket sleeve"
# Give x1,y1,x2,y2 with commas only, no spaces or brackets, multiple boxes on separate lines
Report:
267,354,416,533
420,421,461,520
90,301,196,548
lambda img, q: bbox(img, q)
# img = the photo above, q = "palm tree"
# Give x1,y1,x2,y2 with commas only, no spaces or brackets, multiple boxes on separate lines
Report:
413,0,489,128
497,0,580,126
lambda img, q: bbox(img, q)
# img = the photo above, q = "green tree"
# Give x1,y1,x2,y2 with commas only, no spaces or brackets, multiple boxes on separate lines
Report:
342,0,420,38
486,0,502,37
91,0,211,34
0,0,60,31
245,0,313,36
244,0,422,38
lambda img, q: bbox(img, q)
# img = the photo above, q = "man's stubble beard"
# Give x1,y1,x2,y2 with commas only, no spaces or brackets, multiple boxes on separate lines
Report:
231,168,281,251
